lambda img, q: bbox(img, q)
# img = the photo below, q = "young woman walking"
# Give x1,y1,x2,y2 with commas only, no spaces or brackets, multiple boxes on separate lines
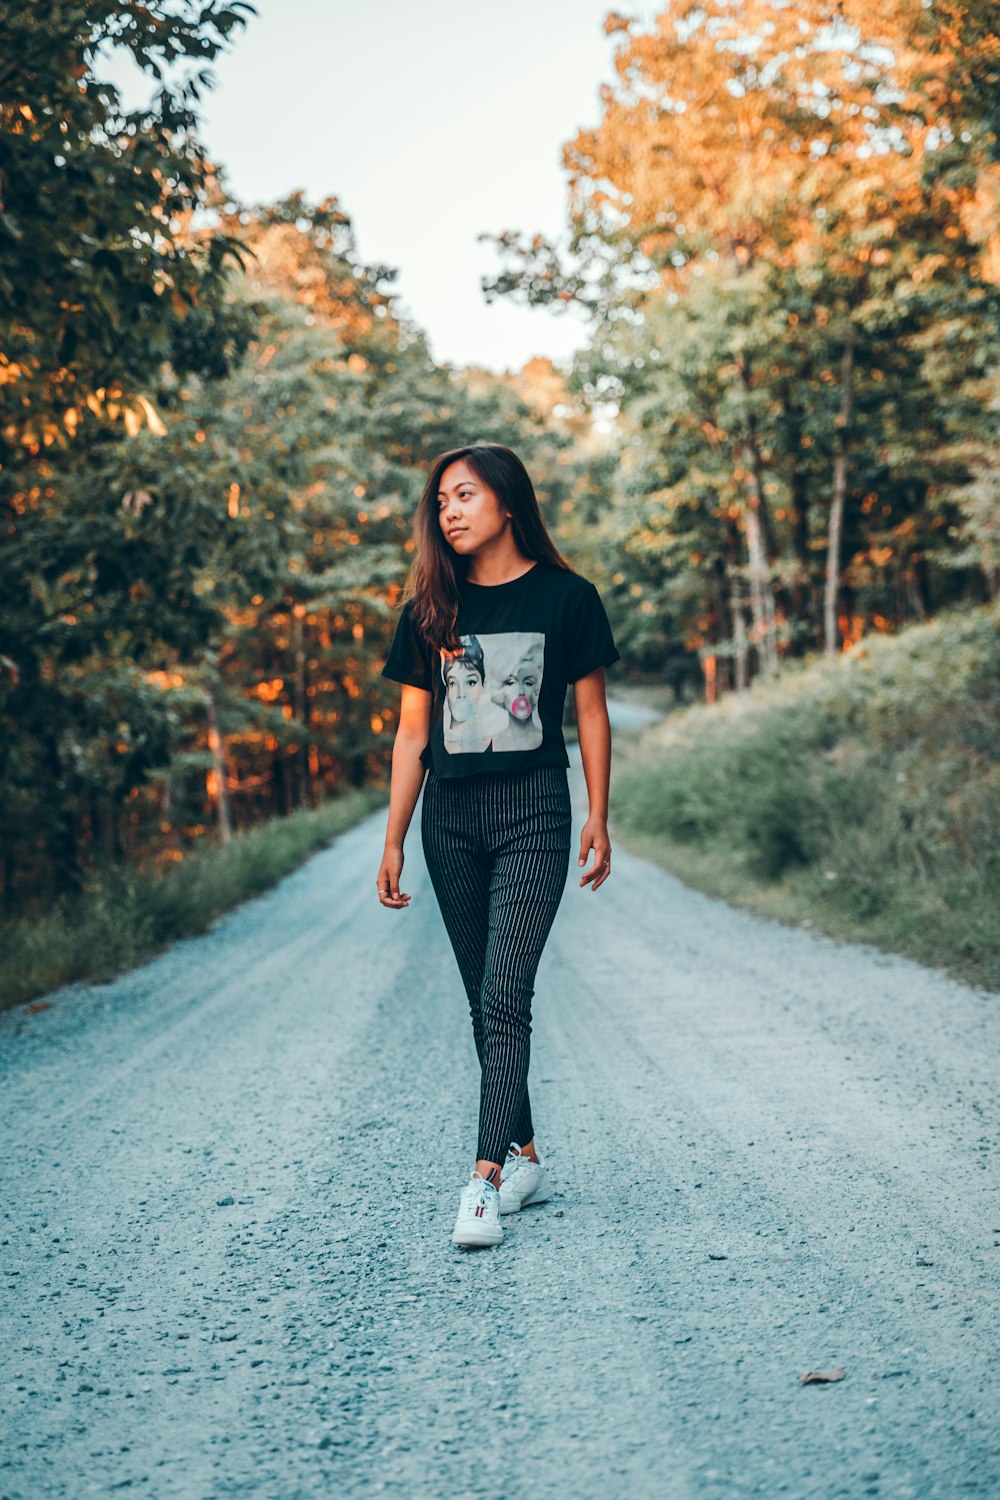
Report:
376,442,620,1249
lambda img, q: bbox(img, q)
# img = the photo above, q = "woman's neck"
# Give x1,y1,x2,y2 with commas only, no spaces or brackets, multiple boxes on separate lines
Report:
465,538,536,586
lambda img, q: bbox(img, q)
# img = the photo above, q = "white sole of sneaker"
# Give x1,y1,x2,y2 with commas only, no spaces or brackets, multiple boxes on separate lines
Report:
451,1225,503,1247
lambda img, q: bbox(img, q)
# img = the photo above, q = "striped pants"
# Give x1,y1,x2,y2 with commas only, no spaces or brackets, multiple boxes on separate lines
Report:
420,764,572,1165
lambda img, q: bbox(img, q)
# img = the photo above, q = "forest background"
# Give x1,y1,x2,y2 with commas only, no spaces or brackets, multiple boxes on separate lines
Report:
2,0,998,995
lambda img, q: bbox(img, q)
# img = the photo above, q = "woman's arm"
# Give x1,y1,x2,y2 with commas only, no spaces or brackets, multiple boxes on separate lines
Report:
377,684,431,909
573,668,613,891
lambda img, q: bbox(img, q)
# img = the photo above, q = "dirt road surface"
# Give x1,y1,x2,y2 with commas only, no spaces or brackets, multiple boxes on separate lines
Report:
2,708,997,1498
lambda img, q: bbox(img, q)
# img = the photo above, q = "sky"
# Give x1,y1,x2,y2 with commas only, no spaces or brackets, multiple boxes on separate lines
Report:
101,0,661,374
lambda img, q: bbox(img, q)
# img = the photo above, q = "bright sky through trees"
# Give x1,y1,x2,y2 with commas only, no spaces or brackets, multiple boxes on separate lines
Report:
100,0,661,373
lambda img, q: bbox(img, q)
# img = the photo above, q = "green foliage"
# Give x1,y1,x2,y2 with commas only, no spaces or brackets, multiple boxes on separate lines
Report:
483,1,1000,686
0,1,269,897
0,0,256,424
586,252,1000,684
1,113,603,902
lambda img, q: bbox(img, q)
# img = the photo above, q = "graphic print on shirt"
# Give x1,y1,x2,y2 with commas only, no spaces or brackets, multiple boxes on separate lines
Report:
439,631,545,754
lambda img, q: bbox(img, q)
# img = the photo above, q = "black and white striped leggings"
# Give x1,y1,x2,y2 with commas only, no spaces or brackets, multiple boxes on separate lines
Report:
420,764,572,1166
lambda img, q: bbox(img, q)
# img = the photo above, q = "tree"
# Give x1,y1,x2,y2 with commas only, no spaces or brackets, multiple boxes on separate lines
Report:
1,0,260,896
0,0,256,448
482,0,1000,683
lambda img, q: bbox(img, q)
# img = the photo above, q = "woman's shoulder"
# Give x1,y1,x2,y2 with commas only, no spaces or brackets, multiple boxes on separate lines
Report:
539,559,601,601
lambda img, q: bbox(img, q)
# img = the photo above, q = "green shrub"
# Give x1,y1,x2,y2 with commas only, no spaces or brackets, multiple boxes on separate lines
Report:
0,787,386,1010
613,604,1000,989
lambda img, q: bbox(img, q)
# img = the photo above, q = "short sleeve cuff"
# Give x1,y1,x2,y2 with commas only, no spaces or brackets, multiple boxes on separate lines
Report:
569,648,621,683
380,665,431,690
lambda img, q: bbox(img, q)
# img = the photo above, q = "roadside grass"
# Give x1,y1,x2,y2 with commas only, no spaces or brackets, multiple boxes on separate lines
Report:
0,786,387,1012
610,605,1000,992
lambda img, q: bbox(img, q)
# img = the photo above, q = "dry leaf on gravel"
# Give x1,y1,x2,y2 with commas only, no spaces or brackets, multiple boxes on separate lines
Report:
800,1367,845,1385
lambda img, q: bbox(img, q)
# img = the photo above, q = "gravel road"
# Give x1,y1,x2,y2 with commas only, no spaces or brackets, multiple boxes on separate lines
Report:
2,709,998,1499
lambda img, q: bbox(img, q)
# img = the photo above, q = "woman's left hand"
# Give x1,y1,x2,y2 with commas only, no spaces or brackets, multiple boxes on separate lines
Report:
578,816,611,891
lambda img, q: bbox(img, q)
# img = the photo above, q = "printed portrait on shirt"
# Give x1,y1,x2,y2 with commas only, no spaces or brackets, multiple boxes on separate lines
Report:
440,631,545,754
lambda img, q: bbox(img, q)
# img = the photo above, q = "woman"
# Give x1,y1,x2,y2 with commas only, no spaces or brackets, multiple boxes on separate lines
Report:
491,636,545,753
441,634,508,753
376,442,620,1249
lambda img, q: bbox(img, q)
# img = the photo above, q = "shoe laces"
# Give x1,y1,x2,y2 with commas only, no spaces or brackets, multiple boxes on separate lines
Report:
501,1152,535,1186
462,1170,498,1216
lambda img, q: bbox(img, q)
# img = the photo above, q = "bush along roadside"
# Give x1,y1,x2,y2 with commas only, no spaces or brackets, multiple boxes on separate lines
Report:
609,605,1000,992
0,787,388,1012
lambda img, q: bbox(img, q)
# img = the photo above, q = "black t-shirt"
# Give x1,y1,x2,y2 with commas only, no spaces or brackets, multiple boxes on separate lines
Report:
380,558,621,778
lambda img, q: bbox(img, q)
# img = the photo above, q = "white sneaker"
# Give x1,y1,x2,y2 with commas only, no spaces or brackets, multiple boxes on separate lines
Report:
451,1170,504,1247
498,1144,552,1216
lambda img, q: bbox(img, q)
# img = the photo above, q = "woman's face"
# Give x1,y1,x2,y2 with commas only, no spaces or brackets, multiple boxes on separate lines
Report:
501,655,541,721
437,459,510,556
446,660,483,722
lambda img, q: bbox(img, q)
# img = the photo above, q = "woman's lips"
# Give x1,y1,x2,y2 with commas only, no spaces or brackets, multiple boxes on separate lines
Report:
447,528,467,539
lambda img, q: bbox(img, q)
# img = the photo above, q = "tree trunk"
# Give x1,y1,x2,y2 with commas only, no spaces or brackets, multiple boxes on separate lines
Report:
734,357,780,674
739,441,779,676
728,575,750,693
710,565,731,696
44,729,83,894
292,608,309,809
206,693,232,843
824,326,856,656
97,800,119,862
701,651,718,705
275,749,293,816
913,547,932,619
718,531,739,696
905,560,928,622
788,451,811,636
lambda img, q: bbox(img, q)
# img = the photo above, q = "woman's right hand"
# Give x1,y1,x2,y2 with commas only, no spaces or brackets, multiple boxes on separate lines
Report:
376,843,410,909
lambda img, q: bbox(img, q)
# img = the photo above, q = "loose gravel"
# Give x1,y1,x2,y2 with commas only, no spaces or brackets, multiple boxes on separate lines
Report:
1,731,998,1498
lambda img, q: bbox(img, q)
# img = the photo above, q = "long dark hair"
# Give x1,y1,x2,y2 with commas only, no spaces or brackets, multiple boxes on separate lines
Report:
400,442,575,653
